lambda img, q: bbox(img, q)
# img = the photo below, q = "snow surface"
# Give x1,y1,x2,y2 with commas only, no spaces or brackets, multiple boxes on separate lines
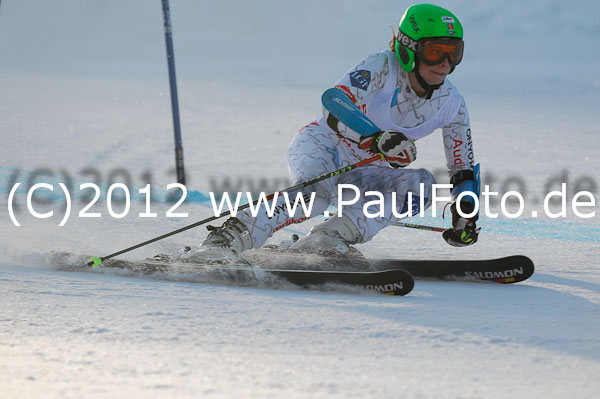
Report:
1,1,600,398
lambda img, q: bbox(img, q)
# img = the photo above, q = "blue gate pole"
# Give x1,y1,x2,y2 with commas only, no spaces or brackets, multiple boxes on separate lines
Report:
161,0,185,185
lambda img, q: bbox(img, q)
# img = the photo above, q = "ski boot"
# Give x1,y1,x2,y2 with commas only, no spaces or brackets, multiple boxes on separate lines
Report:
290,214,365,259
182,217,253,264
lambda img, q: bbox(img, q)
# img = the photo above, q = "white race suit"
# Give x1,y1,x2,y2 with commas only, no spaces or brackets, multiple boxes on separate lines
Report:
236,49,475,249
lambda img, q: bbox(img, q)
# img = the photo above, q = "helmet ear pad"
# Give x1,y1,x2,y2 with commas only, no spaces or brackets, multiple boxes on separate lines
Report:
395,39,415,72
398,45,410,65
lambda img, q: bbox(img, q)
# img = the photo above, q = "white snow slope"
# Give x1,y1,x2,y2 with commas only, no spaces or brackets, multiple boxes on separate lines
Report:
1,1,599,398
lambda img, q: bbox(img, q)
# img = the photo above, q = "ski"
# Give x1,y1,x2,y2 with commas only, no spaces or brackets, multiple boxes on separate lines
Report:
243,251,534,284
49,252,414,296
370,255,534,284
268,269,413,296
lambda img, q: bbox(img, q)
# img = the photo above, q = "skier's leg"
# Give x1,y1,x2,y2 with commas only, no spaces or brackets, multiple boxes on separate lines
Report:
193,124,347,261
291,164,435,251
236,123,352,246
336,165,435,242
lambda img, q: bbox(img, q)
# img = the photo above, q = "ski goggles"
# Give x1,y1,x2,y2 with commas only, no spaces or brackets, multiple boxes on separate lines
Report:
417,38,464,67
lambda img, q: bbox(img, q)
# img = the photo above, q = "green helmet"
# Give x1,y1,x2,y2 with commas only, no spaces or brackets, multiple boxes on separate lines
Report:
395,4,464,73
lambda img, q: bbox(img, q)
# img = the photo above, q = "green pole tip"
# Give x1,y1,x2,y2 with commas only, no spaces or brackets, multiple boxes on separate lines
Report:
90,257,103,268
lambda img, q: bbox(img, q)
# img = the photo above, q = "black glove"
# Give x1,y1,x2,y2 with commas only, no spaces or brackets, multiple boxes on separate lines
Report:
359,130,416,168
442,201,479,247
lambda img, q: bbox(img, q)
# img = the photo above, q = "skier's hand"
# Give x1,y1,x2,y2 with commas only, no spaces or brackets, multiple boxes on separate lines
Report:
359,130,417,168
443,201,479,247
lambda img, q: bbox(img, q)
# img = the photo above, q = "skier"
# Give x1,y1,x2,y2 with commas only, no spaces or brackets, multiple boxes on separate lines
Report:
190,4,480,263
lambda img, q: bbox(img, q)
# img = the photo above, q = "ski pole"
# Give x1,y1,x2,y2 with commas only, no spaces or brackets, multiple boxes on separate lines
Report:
161,0,186,185
394,222,481,236
88,155,383,267
393,222,446,232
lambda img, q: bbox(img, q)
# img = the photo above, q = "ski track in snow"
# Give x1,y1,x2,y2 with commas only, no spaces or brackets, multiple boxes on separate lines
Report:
1,0,600,397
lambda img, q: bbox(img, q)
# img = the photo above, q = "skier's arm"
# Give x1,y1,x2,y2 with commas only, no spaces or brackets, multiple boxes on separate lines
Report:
321,53,388,143
321,87,417,168
442,97,477,203
441,98,480,247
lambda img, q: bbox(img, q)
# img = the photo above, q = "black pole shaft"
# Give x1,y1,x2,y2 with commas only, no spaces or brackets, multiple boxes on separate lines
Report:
161,0,185,185
87,155,382,265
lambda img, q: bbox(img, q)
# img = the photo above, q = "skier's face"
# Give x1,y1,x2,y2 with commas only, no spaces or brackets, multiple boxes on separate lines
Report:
418,57,451,86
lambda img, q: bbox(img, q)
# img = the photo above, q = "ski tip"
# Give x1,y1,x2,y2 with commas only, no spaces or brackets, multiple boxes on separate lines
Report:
378,270,415,296
501,255,535,283
89,257,103,268
397,270,415,295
